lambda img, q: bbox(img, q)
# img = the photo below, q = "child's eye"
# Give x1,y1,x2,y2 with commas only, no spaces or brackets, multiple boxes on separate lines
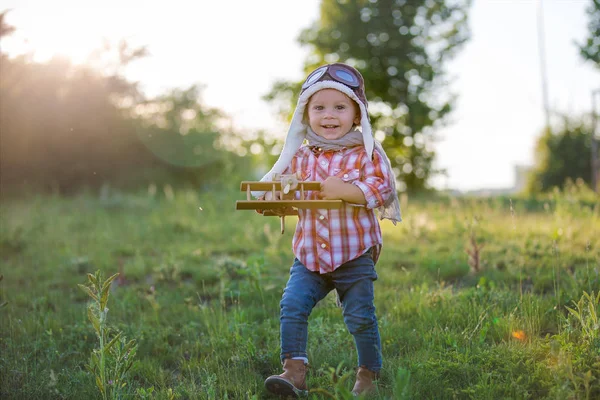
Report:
336,105,346,110
313,105,324,110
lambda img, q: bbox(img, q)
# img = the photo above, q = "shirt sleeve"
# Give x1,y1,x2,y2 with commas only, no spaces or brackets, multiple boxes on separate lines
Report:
352,148,394,210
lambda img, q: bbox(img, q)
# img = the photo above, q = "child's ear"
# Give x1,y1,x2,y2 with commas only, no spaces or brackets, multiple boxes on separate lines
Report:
353,102,361,126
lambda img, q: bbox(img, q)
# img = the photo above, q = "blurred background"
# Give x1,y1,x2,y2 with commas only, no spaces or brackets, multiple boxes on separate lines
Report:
1,0,598,198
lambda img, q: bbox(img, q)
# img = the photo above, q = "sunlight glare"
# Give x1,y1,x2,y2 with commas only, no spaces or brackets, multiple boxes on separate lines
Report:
4,7,126,65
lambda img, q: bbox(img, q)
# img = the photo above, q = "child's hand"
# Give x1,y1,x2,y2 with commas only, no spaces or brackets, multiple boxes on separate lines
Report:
263,191,278,201
319,176,367,204
319,176,346,200
261,191,294,216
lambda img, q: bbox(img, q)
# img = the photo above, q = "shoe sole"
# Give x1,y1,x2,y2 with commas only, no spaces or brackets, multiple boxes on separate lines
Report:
264,376,307,398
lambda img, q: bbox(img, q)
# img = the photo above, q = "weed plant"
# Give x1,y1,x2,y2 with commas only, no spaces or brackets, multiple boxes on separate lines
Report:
78,271,138,399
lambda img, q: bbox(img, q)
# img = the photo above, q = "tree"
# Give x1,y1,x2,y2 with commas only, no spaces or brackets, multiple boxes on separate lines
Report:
133,85,250,189
0,16,240,194
578,0,600,69
0,10,15,39
526,116,593,193
266,0,471,190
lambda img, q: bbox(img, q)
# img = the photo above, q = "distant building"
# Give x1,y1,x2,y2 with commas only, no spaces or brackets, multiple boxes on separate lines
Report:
513,165,532,193
456,164,532,197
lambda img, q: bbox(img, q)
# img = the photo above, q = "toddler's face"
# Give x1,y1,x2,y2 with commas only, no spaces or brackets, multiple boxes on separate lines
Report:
307,89,360,141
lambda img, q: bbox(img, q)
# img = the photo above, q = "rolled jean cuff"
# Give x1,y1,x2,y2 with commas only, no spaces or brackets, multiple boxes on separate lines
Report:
280,351,308,363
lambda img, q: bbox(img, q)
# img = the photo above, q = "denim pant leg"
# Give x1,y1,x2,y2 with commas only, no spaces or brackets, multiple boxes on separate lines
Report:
279,259,332,362
333,251,382,372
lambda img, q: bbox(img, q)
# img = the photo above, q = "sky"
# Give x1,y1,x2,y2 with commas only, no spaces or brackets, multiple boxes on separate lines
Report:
2,0,598,192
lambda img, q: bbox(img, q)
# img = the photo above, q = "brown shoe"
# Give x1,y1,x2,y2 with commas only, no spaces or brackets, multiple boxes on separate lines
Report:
351,367,378,396
264,358,308,398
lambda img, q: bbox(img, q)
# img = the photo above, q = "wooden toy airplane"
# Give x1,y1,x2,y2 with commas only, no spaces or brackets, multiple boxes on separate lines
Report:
236,173,342,233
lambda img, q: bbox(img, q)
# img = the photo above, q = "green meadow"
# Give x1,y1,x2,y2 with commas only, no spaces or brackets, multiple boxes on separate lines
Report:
1,187,598,399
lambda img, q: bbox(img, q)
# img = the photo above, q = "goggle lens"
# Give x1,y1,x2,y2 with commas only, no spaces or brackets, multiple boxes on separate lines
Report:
332,68,359,87
302,67,327,89
301,65,360,90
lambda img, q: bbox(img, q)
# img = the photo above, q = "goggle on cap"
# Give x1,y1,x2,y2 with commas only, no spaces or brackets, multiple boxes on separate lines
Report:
300,63,368,109
254,63,374,197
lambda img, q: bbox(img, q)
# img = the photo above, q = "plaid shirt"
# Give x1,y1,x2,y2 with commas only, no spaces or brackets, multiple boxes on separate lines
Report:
282,145,394,274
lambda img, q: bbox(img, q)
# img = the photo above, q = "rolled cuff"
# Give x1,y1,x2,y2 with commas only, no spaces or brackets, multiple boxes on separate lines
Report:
352,181,386,209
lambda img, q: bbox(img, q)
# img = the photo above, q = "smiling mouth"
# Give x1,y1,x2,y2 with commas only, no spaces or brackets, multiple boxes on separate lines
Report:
322,125,339,129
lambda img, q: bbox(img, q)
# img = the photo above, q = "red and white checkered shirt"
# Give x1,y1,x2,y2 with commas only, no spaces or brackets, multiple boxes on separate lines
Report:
282,145,394,274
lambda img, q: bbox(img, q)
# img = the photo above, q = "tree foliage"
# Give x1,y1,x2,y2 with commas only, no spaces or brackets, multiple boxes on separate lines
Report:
266,0,471,190
0,12,247,195
0,10,15,38
526,117,593,193
578,0,600,68
0,54,145,192
133,85,251,189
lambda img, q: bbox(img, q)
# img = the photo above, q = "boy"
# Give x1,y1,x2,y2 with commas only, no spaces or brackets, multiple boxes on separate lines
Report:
257,63,401,397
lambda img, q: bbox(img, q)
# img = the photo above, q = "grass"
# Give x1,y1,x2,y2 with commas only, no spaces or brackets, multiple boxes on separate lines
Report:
0,187,598,399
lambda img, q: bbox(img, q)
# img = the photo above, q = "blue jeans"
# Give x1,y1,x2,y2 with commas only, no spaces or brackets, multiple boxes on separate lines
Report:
279,249,382,372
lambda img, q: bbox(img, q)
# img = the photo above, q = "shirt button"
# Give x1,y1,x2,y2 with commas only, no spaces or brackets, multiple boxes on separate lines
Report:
321,161,327,166
320,243,326,249
319,215,325,220
343,174,348,178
